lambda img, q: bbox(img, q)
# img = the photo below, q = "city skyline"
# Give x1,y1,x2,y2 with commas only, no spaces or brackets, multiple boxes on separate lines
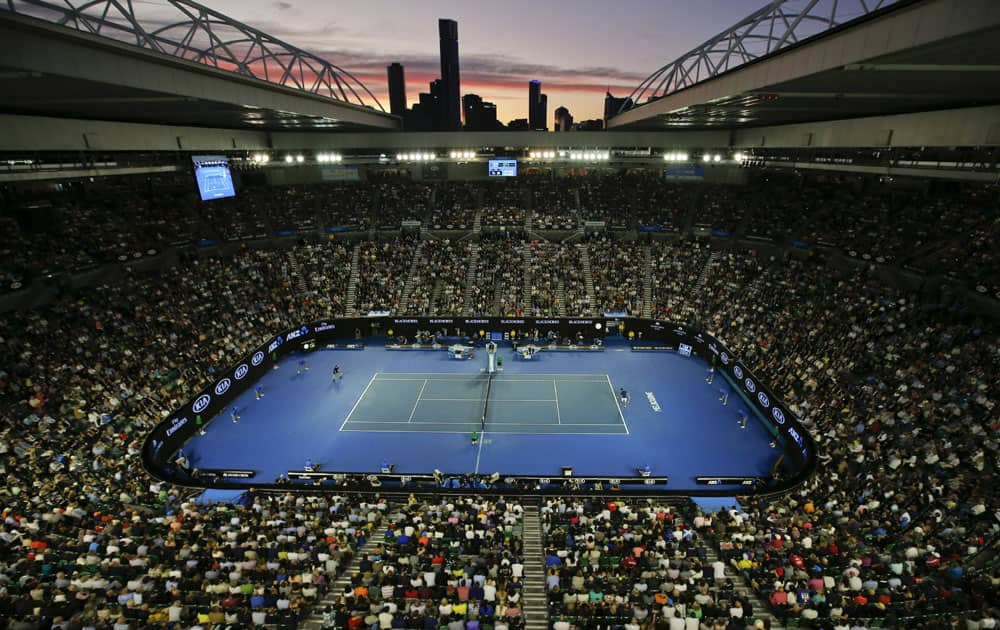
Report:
153,0,768,122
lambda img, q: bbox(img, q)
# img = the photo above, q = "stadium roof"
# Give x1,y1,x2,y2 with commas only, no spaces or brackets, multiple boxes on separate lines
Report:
609,0,1000,130
0,1,399,131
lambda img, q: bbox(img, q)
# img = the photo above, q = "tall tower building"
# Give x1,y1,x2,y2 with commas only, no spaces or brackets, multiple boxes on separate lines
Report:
529,80,547,130
387,63,407,119
438,19,462,131
554,106,573,131
528,80,541,129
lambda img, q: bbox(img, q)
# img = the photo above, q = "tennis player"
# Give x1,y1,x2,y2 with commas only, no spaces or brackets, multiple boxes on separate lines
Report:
619,387,630,408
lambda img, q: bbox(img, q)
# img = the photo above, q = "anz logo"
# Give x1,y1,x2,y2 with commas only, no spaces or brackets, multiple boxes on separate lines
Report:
214,378,232,396
251,351,265,366
267,335,283,353
744,377,756,393
733,365,743,379
773,407,786,424
234,364,249,380
192,394,211,414
757,391,770,408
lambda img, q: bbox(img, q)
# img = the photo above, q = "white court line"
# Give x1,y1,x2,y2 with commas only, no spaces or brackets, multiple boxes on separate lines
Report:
345,419,625,426
349,420,482,424
474,430,485,474
374,377,605,383
342,428,628,435
376,372,610,376
553,380,561,424
419,398,558,402
339,372,379,431
407,379,428,423
488,422,625,426
607,374,630,435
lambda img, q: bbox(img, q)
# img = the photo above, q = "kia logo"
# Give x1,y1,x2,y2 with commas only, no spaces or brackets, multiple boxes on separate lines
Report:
720,352,730,365
234,364,249,380
192,394,211,414
773,408,786,424
744,377,756,393
251,351,265,366
757,392,770,408
733,365,743,379
214,378,231,396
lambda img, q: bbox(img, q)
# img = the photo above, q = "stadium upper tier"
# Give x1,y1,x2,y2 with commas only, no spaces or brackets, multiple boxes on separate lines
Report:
1,172,997,302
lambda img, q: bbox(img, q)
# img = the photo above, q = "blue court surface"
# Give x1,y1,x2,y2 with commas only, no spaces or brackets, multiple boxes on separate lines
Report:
181,341,780,491
341,372,627,434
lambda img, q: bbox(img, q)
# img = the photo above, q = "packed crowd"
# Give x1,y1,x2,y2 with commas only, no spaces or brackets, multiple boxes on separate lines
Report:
676,251,999,628
321,496,527,630
431,183,478,231
587,235,645,315
531,181,579,231
3,172,997,298
0,173,997,629
375,183,432,229
470,232,526,317
0,239,398,629
633,181,699,234
525,242,589,317
542,498,762,630
355,236,420,314
404,239,473,316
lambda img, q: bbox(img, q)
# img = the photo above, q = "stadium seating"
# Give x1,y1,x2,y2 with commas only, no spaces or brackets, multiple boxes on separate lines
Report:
1,173,997,629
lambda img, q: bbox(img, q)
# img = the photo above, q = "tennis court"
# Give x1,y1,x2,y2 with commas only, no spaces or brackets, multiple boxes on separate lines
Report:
340,372,628,435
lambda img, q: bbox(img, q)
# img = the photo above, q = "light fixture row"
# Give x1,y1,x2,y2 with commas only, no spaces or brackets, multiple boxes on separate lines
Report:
567,151,610,161
397,152,436,161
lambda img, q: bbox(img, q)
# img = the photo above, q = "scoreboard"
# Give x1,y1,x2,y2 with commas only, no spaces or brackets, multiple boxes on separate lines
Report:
488,158,517,177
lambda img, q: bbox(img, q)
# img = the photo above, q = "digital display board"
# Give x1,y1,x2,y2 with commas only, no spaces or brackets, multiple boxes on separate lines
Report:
488,158,517,177
192,155,236,201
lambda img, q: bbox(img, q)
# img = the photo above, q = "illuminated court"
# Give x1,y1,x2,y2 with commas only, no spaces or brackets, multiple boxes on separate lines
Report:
179,339,781,490
341,372,627,435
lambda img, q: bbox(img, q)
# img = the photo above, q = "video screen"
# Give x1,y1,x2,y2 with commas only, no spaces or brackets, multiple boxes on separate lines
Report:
192,155,236,201
488,158,517,177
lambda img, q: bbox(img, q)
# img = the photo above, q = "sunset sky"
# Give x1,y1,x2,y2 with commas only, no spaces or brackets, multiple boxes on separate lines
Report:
153,0,767,122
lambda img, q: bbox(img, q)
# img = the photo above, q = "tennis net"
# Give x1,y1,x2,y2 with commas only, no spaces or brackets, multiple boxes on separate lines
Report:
480,372,494,431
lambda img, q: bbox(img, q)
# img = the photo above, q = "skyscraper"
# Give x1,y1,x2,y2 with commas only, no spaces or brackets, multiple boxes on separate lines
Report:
528,80,547,131
463,94,500,131
438,19,462,131
387,63,407,119
528,80,541,129
554,106,573,132
604,91,633,127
